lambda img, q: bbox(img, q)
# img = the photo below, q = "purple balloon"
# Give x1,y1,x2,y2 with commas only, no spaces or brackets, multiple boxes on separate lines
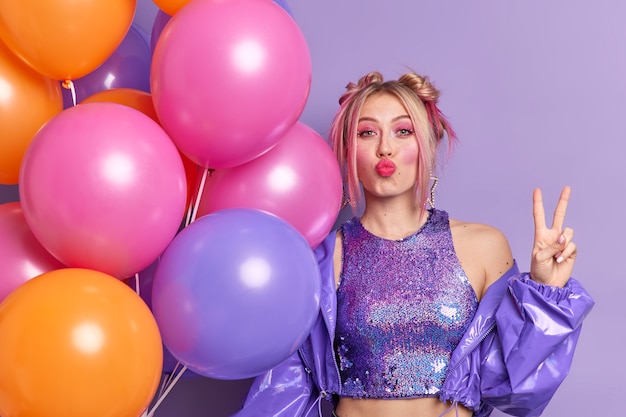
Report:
150,10,171,56
151,208,321,380
273,0,293,16
62,24,152,107
126,261,199,379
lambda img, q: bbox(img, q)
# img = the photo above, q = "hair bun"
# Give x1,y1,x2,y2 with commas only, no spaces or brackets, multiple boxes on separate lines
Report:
398,73,440,104
339,72,385,105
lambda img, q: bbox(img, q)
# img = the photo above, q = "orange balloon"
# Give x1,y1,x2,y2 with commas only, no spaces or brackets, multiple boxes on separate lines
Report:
82,88,201,213
153,0,192,16
81,88,159,120
0,268,163,417
0,40,62,184
0,0,136,80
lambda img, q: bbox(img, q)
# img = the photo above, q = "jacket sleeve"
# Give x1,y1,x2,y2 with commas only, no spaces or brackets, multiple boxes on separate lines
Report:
478,273,595,416
230,349,320,417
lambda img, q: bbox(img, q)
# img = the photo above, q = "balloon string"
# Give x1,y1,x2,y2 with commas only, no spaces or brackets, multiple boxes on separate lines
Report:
183,165,201,226
159,361,183,398
145,365,187,417
186,166,210,227
158,372,172,398
156,376,170,401
61,79,77,106
184,196,195,227
138,169,208,414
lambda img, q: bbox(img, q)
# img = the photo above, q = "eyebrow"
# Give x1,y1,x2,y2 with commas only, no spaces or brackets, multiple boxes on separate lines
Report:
358,115,411,123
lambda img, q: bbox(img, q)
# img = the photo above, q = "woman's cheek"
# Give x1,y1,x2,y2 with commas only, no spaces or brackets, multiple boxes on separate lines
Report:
400,144,419,164
355,146,370,167
355,147,374,182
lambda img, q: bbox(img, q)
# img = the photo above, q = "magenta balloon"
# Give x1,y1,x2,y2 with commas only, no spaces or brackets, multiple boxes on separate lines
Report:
0,202,65,302
198,122,342,248
149,1,292,56
62,24,152,107
151,0,312,169
18,102,187,279
152,208,321,380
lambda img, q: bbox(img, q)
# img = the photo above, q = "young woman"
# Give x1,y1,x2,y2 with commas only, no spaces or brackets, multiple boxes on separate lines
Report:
233,71,594,417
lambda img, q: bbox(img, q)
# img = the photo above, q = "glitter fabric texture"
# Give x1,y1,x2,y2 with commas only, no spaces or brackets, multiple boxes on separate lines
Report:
335,209,478,399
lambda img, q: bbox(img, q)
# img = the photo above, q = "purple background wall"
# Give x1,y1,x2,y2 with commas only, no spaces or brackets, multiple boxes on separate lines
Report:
1,0,620,415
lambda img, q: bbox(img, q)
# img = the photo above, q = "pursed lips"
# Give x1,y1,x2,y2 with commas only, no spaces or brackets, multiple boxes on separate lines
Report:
375,159,396,177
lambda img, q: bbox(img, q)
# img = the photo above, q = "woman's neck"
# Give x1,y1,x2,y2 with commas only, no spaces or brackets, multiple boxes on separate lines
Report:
359,197,429,241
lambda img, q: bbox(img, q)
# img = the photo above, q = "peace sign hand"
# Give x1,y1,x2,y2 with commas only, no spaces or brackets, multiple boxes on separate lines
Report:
530,186,577,288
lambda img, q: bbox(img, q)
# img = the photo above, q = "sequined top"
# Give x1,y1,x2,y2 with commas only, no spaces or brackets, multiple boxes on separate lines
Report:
335,209,478,399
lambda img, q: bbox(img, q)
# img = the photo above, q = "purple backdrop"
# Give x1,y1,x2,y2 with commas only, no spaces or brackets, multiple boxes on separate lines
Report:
0,0,618,415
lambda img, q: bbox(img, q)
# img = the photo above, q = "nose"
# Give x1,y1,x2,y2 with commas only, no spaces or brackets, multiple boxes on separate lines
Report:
377,134,392,157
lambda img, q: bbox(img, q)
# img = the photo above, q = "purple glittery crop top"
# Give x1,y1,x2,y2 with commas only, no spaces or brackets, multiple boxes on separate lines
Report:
335,209,478,399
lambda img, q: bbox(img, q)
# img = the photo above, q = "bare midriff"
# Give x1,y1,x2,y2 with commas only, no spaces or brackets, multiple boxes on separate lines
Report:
335,397,473,417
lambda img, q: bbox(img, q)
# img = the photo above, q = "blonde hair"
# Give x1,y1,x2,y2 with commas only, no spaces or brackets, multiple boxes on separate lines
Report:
328,71,456,212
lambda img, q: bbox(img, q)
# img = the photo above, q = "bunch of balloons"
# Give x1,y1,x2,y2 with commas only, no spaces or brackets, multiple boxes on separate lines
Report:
149,0,342,381
1,1,169,416
0,0,342,415
0,0,137,184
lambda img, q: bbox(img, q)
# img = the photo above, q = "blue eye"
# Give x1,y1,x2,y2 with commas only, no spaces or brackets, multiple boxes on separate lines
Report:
357,130,376,138
396,128,414,137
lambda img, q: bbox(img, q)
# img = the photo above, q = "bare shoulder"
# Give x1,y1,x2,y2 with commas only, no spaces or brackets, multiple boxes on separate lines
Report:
449,219,510,249
450,218,514,298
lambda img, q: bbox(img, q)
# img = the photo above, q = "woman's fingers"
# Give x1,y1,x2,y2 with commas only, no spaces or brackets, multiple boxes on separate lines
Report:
533,186,572,233
531,186,576,286
551,186,571,231
555,241,577,264
532,188,546,233
553,227,575,263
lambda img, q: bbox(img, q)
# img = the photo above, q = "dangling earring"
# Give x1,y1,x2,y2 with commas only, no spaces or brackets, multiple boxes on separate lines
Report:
427,175,438,208
341,189,351,209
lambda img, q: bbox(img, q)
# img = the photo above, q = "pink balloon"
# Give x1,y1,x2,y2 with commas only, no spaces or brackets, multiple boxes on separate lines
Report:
151,0,312,169
198,122,342,248
19,102,187,279
0,202,65,302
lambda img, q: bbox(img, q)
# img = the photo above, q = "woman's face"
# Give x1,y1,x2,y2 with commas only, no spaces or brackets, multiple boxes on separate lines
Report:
355,92,420,202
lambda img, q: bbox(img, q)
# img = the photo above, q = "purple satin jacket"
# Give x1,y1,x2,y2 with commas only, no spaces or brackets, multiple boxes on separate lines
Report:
233,231,594,417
